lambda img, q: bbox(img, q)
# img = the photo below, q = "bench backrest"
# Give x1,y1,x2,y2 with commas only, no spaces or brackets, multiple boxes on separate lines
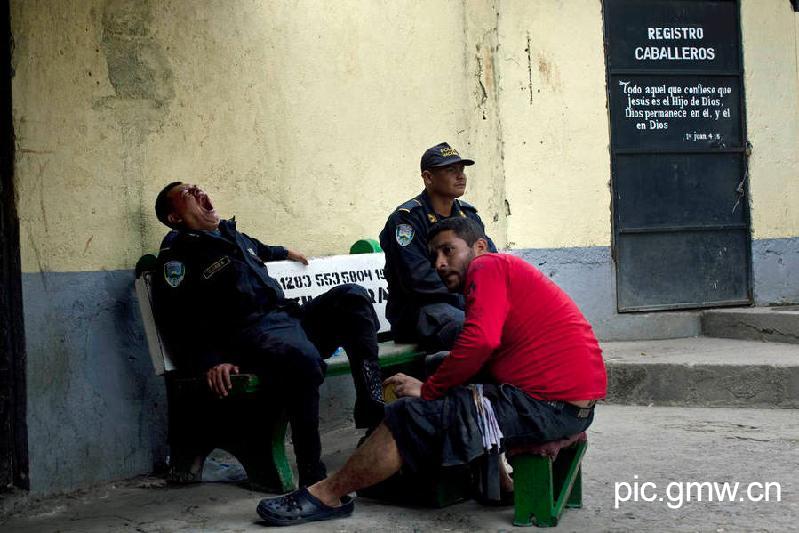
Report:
135,251,389,375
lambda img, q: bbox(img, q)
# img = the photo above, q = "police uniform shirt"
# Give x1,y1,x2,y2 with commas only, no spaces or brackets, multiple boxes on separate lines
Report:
152,218,289,372
379,191,497,333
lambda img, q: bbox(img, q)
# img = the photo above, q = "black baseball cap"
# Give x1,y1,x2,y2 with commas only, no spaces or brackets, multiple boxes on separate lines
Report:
420,142,475,172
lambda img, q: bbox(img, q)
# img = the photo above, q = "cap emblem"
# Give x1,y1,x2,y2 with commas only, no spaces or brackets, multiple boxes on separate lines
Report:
439,147,459,157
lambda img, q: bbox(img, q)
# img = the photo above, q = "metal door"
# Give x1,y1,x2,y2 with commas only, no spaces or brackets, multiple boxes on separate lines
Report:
604,0,752,311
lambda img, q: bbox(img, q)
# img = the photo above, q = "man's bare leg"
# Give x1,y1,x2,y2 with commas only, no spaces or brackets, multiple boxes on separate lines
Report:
307,422,401,507
500,454,514,492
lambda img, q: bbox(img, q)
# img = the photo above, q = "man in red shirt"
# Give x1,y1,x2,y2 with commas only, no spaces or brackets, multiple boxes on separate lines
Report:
256,217,607,526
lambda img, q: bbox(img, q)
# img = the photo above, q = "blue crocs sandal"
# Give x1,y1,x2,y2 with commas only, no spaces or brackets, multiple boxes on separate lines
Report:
256,487,354,526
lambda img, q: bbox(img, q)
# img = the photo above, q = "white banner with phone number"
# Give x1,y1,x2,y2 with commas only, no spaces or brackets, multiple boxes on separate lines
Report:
265,253,390,334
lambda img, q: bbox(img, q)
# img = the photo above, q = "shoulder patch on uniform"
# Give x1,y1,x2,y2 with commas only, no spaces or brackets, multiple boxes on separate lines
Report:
163,261,186,288
203,256,231,280
395,224,415,247
427,213,437,223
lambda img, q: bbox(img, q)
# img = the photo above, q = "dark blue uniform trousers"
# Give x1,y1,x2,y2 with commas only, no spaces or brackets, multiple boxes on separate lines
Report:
414,302,465,352
235,284,383,486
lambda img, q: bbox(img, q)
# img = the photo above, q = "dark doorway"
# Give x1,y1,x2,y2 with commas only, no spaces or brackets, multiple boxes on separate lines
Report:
604,0,752,311
0,0,28,491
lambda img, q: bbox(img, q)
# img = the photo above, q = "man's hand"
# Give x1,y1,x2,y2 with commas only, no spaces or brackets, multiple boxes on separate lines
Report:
206,363,240,398
383,373,423,398
287,249,309,265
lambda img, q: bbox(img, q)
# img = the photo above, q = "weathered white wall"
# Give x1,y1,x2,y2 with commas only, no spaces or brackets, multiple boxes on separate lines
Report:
9,0,503,494
12,0,799,273
741,0,799,239
497,0,612,249
13,0,498,274
9,0,799,494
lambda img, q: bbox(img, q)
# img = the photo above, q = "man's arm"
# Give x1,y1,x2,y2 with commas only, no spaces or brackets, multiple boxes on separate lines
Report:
420,257,509,399
155,280,240,397
382,212,461,306
152,252,229,375
249,235,290,262
250,235,308,264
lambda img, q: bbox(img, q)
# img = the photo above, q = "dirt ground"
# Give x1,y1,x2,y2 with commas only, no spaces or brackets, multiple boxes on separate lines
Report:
2,405,798,532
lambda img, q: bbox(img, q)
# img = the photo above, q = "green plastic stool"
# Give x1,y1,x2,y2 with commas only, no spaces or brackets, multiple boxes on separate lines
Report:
509,439,587,527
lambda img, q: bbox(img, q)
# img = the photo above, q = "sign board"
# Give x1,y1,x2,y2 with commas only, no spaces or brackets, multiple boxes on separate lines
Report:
604,0,751,311
266,253,390,333
609,75,741,150
604,0,740,72
605,0,741,150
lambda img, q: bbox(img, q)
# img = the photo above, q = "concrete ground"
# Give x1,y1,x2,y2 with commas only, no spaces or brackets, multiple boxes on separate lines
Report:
2,404,797,532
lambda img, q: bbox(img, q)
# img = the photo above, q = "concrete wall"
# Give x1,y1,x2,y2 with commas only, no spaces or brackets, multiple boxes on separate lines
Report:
9,0,799,493
742,0,799,240
497,1,612,250
12,0,500,272
21,271,166,492
742,2,799,302
10,0,499,494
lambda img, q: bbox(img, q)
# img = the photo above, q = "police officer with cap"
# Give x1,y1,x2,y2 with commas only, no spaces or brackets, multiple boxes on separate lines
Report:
379,142,497,351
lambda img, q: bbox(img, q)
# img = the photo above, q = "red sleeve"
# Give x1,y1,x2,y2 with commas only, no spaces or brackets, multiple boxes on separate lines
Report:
421,256,508,400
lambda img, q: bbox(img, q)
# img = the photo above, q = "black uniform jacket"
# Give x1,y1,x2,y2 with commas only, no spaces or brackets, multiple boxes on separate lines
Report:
152,219,290,373
378,191,497,334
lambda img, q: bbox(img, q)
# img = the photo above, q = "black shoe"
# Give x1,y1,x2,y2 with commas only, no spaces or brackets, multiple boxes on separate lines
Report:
256,487,354,526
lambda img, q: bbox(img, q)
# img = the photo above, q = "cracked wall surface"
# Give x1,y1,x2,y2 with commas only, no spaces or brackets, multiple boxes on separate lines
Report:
495,1,612,249
741,1,799,240
9,0,491,494
12,0,485,274
7,0,799,494
11,1,799,270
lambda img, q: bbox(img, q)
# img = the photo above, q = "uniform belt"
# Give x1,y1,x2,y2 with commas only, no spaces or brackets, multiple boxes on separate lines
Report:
545,400,596,419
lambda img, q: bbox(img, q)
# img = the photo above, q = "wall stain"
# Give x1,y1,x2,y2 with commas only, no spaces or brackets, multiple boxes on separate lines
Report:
95,0,174,110
94,0,175,263
537,52,561,90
